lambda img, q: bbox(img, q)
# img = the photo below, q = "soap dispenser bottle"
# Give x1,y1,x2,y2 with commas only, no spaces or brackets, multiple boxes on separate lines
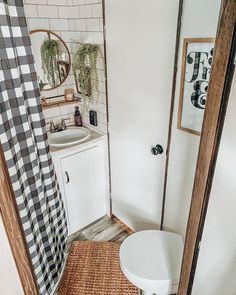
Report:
74,106,83,127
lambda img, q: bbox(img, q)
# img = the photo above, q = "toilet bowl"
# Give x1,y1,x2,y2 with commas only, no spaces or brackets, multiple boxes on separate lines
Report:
119,230,184,295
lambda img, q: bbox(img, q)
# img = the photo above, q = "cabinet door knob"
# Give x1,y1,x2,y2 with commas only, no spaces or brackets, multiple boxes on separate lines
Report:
65,171,70,183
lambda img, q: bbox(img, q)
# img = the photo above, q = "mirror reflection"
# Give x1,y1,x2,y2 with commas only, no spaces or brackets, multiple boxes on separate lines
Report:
30,30,71,92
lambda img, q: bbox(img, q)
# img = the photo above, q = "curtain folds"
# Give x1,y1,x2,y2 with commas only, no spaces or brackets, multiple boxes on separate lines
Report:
0,1,68,294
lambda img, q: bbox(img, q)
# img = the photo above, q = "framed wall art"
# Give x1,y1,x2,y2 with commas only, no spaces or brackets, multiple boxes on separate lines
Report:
178,38,215,135
57,60,70,83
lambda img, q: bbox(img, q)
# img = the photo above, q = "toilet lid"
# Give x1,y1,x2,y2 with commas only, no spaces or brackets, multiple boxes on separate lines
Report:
120,230,184,293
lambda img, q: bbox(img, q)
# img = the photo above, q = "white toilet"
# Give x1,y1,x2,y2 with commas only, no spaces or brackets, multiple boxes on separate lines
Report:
120,230,184,295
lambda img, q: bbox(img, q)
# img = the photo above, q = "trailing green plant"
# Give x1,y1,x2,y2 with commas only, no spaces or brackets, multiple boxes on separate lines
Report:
40,38,59,88
73,43,102,102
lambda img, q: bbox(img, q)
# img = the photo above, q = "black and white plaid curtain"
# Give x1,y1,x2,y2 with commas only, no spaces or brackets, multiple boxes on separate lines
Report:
0,1,68,294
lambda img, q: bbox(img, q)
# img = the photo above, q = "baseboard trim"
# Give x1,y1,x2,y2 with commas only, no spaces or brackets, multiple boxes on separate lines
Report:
111,214,135,235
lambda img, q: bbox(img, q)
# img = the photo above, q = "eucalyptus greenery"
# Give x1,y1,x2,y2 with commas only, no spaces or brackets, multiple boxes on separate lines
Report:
40,38,59,88
73,43,101,102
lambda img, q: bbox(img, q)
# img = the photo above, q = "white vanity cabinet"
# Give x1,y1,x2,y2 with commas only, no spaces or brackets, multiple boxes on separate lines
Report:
52,136,107,235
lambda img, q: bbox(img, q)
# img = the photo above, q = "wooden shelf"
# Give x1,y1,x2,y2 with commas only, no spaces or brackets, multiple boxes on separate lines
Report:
42,98,79,109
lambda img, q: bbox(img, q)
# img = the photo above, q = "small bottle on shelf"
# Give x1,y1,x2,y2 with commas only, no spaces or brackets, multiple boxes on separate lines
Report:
74,106,83,127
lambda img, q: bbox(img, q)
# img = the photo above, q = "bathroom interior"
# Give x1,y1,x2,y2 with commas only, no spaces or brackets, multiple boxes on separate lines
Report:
0,0,236,295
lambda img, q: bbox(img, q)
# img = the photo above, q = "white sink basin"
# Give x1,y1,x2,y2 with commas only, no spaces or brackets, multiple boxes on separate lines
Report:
48,127,90,147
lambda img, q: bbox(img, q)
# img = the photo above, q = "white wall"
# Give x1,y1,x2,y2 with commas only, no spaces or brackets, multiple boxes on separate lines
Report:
164,0,221,237
0,215,24,295
192,72,236,295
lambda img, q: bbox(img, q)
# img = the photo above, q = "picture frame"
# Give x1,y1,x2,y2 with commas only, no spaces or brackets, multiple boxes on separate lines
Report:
57,60,70,83
178,38,215,136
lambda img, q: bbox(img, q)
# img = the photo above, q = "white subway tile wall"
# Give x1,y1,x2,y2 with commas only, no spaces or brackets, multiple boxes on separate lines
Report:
23,0,107,134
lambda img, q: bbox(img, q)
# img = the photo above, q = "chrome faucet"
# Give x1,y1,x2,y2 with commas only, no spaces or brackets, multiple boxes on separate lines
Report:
50,121,56,133
61,119,68,131
50,119,68,133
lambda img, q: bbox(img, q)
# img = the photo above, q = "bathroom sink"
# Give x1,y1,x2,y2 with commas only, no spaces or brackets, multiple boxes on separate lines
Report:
48,127,90,147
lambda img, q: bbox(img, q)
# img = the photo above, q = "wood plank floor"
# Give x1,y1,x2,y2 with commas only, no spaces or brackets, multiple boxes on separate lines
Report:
67,215,130,251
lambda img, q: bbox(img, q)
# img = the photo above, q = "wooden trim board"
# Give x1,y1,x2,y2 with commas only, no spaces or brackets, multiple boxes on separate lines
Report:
0,145,39,295
112,215,135,235
177,1,236,294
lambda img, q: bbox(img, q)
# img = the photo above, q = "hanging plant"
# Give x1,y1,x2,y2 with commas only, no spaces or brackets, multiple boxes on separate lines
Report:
79,66,92,97
73,43,101,102
40,38,59,88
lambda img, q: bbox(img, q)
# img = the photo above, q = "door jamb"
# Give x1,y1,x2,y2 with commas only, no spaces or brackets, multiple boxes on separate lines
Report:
177,1,236,294
160,0,184,230
0,146,39,294
102,0,113,217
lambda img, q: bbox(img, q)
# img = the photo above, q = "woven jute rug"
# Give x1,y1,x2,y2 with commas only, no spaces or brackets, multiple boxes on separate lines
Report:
58,241,139,295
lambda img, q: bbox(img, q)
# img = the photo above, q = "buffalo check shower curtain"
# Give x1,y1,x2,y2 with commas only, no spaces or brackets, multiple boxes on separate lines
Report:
0,1,68,294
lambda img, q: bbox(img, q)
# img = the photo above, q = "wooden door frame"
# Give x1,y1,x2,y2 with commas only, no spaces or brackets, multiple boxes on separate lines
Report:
177,0,236,294
0,146,39,294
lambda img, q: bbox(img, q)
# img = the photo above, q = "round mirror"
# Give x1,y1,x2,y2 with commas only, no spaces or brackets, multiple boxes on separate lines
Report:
30,29,71,92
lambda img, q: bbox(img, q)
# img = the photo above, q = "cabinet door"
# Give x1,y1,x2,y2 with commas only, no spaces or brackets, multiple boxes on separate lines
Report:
61,144,106,234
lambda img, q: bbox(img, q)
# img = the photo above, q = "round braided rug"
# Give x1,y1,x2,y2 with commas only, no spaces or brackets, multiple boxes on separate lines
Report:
58,241,139,295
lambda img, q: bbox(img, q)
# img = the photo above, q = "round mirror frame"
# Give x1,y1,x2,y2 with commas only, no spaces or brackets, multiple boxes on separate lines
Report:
29,29,71,92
